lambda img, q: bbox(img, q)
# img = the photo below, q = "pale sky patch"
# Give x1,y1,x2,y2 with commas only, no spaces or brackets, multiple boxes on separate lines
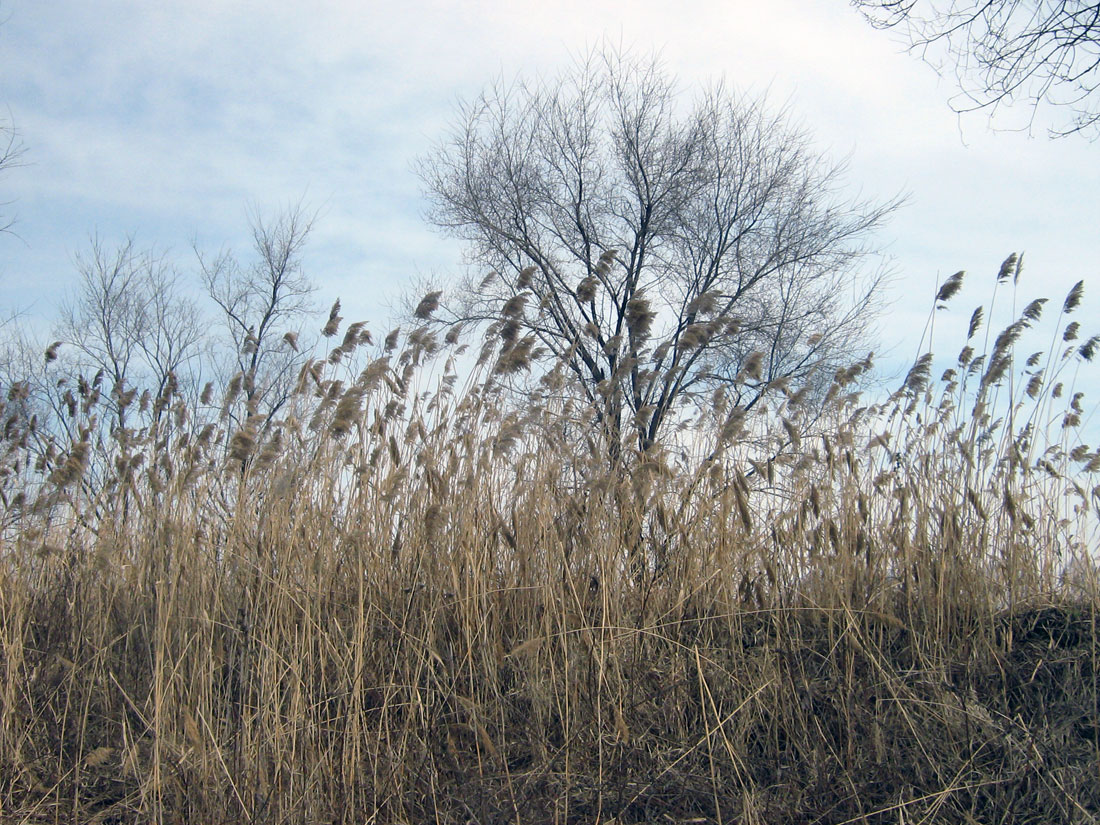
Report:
1,0,1097,415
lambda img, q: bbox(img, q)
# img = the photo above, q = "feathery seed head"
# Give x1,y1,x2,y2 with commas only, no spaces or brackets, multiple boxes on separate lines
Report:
904,353,933,394
1025,371,1044,399
495,335,536,374
228,428,256,463
516,265,536,290
1063,280,1085,314
359,356,390,390
576,276,598,303
500,319,521,344
993,320,1026,354
1021,298,1047,324
680,323,710,350
407,326,439,357
741,351,765,381
687,291,719,316
332,386,365,437
323,299,343,337
935,271,965,305
626,294,655,340
982,353,1012,387
414,290,442,320
967,306,984,340
501,293,528,319
341,322,365,351
384,328,401,352
256,427,284,467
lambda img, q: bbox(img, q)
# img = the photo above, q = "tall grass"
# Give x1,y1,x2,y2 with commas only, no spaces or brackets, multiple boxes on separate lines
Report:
0,261,1098,824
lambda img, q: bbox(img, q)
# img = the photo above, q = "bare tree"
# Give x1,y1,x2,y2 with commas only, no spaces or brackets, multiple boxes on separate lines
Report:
0,239,207,509
57,237,203,431
199,204,317,428
853,0,1100,137
418,49,897,456
0,111,25,237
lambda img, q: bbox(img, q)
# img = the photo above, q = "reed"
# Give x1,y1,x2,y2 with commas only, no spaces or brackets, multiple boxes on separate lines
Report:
0,269,1097,824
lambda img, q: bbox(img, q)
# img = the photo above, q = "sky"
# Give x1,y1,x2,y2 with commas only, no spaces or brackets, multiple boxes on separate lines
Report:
1,0,1098,406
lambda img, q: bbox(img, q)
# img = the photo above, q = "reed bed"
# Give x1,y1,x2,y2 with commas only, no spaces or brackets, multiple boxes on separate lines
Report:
0,265,1098,824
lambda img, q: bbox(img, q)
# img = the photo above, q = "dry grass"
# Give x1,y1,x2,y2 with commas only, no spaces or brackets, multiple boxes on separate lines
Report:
0,272,1098,824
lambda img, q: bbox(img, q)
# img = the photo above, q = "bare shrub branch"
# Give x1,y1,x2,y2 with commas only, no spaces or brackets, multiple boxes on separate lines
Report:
854,0,1100,137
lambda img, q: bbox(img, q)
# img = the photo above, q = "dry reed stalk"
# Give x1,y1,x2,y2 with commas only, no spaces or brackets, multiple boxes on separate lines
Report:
0,260,1097,824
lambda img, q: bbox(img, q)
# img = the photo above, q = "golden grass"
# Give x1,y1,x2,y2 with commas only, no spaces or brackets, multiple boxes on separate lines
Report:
0,274,1098,824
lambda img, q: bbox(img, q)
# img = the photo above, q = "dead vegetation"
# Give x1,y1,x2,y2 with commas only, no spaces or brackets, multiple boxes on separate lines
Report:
0,258,1098,824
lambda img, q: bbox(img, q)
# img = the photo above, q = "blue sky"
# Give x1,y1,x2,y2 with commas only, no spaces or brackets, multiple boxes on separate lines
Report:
2,0,1098,400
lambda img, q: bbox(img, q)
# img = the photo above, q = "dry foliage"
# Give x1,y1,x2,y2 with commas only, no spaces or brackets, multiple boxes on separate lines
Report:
0,262,1098,824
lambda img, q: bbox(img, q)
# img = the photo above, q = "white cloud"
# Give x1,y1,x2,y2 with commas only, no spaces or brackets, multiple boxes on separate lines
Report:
0,0,1096,407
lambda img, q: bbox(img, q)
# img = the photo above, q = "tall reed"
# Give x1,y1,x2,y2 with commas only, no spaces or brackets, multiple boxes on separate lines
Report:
0,265,1097,824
